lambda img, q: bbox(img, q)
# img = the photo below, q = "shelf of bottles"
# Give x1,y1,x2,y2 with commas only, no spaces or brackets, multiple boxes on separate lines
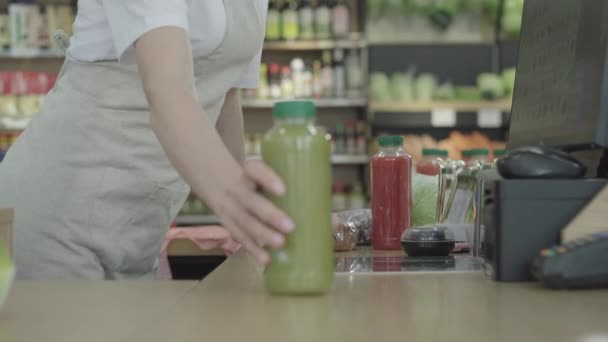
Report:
250,0,366,106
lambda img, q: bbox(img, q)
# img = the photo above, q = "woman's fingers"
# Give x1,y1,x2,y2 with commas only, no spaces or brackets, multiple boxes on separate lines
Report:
221,215,270,265
229,202,285,249
235,187,294,234
244,160,285,196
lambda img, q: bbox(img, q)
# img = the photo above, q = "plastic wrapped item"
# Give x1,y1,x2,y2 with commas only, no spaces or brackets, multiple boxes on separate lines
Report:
333,209,372,246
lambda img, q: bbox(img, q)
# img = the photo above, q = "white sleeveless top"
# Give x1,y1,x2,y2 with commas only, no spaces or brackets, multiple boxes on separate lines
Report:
67,0,266,88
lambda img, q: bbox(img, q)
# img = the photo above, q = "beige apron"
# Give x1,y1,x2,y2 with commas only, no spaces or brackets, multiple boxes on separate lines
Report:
0,0,264,280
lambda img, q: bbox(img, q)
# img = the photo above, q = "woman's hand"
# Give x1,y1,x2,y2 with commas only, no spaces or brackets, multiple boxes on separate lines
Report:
213,160,294,264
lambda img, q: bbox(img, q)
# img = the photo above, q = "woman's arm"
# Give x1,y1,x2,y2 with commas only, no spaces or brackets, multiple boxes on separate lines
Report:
135,27,292,264
216,88,246,165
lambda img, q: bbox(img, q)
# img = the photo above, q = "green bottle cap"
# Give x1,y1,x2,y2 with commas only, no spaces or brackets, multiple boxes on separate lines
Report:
469,148,490,156
272,101,316,119
378,135,404,147
493,149,506,157
422,148,448,157
462,150,472,158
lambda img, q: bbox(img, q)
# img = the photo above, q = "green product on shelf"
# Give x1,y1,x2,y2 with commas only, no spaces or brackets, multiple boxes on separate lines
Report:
501,68,516,97
415,73,438,101
390,72,414,101
299,0,315,40
502,0,524,37
477,73,505,100
281,0,300,40
266,0,281,40
314,0,332,40
434,82,455,100
262,101,334,295
454,86,482,101
370,72,392,102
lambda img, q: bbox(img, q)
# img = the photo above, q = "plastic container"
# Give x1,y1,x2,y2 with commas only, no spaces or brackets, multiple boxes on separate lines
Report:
401,226,455,257
371,136,412,250
416,148,448,176
262,101,334,295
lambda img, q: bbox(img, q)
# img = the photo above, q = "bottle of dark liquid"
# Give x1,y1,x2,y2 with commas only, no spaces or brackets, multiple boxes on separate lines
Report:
299,0,314,40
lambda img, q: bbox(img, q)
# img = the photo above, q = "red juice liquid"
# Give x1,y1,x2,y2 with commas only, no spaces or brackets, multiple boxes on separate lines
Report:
416,159,441,176
371,151,412,250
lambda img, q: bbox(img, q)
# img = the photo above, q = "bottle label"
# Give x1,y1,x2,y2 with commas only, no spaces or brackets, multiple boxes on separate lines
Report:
299,8,314,40
282,10,299,40
266,11,280,40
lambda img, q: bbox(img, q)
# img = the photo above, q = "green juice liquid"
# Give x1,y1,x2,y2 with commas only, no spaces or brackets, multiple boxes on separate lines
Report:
262,119,334,295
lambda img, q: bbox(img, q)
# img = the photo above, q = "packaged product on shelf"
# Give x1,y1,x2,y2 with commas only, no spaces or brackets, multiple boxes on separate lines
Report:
477,73,505,100
302,65,313,98
345,49,363,98
45,5,58,50
349,182,367,210
333,218,358,251
334,122,346,154
26,4,42,49
371,136,412,250
280,66,294,98
331,0,350,38
298,0,315,40
9,3,28,50
37,6,50,49
312,60,323,98
320,50,334,97
355,121,367,155
290,58,305,98
332,49,346,98
390,72,415,101
314,0,332,40
415,73,438,101
332,182,348,212
265,0,281,41
257,63,270,99
0,9,9,49
269,63,282,99
281,0,299,40
55,5,74,36
345,120,356,155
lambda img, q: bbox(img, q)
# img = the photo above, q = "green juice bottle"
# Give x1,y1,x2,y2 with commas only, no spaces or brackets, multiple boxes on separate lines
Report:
262,101,334,295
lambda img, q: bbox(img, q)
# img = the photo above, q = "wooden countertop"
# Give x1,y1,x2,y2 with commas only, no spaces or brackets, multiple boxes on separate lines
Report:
2,250,608,342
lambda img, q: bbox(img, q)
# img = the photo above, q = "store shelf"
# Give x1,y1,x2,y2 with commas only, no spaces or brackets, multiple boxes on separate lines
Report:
367,39,494,46
175,215,220,226
247,154,369,165
369,100,512,113
242,98,367,109
263,39,366,50
0,49,64,59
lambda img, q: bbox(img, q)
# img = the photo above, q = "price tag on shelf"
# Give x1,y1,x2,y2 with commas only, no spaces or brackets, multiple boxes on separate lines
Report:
477,109,503,128
431,108,457,127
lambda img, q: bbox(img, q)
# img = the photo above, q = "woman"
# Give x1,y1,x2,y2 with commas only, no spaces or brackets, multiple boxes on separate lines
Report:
0,0,292,280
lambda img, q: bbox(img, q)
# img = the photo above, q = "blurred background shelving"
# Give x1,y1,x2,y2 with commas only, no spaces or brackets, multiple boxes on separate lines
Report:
0,0,524,226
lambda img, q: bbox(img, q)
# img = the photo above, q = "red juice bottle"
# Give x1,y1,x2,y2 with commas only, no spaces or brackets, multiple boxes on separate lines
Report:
371,136,412,250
